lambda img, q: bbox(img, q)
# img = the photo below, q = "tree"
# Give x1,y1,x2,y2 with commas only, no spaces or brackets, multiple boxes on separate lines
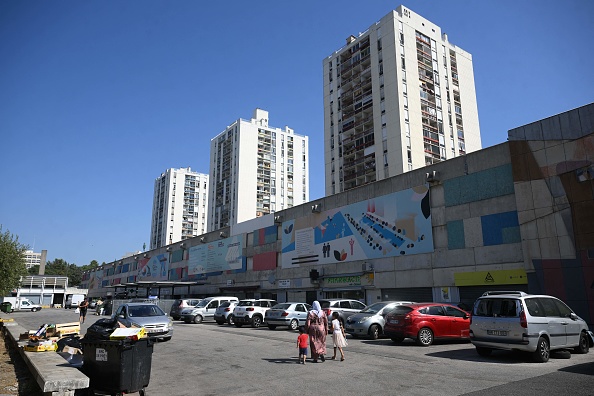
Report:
0,225,29,296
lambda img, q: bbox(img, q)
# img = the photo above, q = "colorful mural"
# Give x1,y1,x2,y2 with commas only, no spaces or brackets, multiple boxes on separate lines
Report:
137,254,169,281
281,186,433,268
188,234,245,275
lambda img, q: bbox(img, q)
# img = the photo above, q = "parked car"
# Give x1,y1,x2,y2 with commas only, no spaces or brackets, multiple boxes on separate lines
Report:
233,299,277,328
345,301,414,340
265,302,312,331
170,298,203,320
214,301,239,325
113,302,173,341
469,291,593,362
319,299,367,326
384,302,470,346
181,296,239,324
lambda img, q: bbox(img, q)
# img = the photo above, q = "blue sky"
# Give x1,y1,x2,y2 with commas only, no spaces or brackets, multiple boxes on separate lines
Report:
1,1,592,266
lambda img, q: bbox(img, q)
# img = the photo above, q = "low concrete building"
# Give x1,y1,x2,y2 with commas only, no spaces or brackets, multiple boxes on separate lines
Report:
82,103,594,327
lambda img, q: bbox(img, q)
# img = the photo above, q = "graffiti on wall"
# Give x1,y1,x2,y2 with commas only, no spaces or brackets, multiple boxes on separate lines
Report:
281,185,433,268
137,254,169,281
188,234,245,275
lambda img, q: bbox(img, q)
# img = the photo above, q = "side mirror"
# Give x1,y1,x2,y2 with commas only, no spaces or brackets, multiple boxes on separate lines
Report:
119,313,125,318
463,314,469,319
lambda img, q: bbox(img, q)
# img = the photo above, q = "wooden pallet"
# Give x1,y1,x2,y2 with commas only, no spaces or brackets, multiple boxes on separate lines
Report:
46,322,80,337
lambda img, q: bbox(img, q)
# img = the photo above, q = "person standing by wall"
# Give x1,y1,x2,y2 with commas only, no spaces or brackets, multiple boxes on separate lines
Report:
305,301,327,363
79,298,89,324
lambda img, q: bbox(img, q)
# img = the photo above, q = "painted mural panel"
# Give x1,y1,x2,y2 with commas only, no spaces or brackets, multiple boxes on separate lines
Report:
281,186,433,268
88,269,104,291
188,235,245,275
137,254,169,281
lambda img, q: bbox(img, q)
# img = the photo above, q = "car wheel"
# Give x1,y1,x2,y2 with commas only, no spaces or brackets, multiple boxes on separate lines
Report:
227,315,235,325
416,327,434,346
289,319,299,331
193,315,203,324
267,324,277,330
369,324,380,340
476,347,492,357
234,323,243,328
252,316,262,328
574,332,590,354
391,336,404,343
216,321,225,325
532,336,550,363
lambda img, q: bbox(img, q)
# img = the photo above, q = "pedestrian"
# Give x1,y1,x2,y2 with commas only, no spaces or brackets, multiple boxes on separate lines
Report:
305,300,327,363
78,298,89,324
330,312,347,361
95,298,104,315
297,326,308,364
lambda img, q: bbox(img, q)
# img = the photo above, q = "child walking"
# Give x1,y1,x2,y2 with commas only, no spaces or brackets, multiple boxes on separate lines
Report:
297,326,309,364
330,312,347,361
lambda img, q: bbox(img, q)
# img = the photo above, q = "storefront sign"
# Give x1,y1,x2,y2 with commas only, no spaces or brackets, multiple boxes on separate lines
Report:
324,273,374,287
278,280,291,288
454,269,528,286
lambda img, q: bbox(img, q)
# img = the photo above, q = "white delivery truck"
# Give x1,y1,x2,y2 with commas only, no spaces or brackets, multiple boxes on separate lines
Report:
0,297,42,312
65,294,86,309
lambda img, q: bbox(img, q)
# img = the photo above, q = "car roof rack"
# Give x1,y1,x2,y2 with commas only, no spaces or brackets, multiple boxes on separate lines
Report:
481,291,528,297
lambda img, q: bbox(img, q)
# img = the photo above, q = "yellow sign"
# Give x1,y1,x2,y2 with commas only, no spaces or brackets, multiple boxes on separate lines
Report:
454,269,527,286
324,273,374,287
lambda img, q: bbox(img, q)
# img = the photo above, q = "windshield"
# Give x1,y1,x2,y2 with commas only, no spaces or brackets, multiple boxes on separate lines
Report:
195,299,212,308
237,300,255,307
128,305,165,317
360,302,392,314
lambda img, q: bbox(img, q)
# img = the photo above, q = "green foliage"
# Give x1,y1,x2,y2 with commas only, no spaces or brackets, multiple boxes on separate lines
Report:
41,258,102,287
0,225,29,296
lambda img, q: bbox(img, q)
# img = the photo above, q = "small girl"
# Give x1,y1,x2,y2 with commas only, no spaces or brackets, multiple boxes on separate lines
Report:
297,326,309,364
330,312,347,361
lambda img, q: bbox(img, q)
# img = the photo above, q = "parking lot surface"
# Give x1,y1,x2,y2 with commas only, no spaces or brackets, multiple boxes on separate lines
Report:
5,308,594,396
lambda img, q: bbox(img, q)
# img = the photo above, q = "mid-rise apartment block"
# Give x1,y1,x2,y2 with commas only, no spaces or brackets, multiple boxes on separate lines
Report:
23,250,41,269
323,5,482,194
208,109,309,230
150,167,209,249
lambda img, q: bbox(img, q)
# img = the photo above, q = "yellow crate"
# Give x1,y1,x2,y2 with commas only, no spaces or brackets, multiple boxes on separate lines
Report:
46,322,80,337
24,343,58,352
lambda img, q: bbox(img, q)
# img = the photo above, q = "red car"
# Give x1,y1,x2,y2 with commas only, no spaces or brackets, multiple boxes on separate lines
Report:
383,303,470,346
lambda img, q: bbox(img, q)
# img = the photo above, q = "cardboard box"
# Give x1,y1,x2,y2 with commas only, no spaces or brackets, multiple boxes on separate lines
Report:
109,327,146,340
46,322,80,337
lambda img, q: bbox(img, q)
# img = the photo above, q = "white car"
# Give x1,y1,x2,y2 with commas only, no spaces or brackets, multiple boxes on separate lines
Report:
232,299,277,328
470,291,593,362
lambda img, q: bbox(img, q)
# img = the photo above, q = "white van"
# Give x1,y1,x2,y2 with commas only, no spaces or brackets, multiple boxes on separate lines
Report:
470,291,593,362
180,296,239,324
65,294,86,309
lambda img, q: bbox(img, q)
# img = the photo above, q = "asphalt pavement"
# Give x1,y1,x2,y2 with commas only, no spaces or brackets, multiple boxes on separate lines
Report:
2,308,594,396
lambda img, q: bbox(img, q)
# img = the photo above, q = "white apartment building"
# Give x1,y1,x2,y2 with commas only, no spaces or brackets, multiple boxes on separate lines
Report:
323,5,482,194
23,250,41,269
150,167,209,249
208,109,309,231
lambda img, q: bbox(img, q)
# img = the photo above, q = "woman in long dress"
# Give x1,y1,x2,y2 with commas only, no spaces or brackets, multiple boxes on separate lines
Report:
306,301,327,362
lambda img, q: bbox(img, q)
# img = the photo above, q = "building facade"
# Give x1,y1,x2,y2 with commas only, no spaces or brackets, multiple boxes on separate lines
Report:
83,103,594,328
23,250,41,269
323,5,481,195
150,167,209,249
208,109,309,231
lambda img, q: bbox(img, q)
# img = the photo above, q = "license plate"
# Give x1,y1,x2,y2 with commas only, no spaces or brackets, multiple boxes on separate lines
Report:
487,330,508,336
146,328,161,333
389,319,399,324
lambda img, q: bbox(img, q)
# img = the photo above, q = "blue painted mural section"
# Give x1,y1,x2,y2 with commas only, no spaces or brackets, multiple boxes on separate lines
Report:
170,249,184,263
447,220,465,250
444,164,514,207
481,211,520,246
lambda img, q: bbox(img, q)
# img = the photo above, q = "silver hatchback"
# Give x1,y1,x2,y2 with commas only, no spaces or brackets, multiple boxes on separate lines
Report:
470,291,593,362
265,302,312,331
345,301,414,340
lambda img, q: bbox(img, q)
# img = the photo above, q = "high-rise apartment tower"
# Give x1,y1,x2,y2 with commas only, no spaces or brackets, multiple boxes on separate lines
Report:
150,167,209,249
209,109,309,231
323,5,481,194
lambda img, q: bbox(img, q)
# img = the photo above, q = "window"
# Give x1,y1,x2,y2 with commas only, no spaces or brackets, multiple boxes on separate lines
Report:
427,306,445,316
444,306,466,317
